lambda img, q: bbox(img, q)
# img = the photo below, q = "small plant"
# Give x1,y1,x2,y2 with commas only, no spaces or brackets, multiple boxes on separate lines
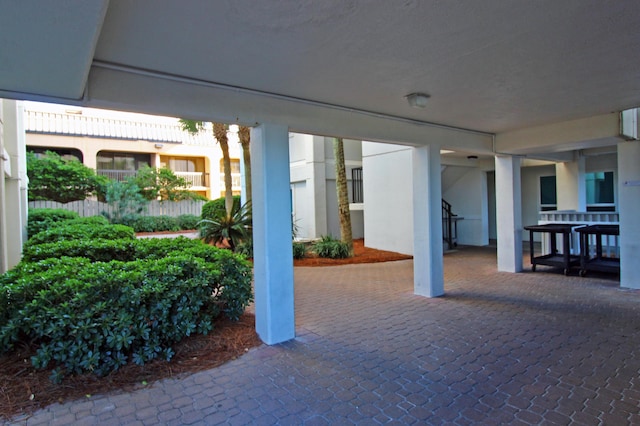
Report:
313,235,350,259
236,239,253,259
199,201,252,252
293,242,307,259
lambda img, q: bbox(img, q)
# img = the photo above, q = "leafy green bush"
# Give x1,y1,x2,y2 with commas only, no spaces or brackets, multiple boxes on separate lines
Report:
22,239,138,263
27,209,79,237
293,242,307,259
125,216,180,233
27,151,108,203
236,239,253,259
26,223,136,247
63,216,110,227
176,214,200,230
313,235,350,259
0,243,253,382
102,179,149,224
201,196,241,220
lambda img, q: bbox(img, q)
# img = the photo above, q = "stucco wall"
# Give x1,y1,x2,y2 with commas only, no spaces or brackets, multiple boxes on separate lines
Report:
362,142,414,255
442,167,489,246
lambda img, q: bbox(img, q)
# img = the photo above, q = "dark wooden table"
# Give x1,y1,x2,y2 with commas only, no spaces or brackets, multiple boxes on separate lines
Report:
524,223,582,275
576,224,620,277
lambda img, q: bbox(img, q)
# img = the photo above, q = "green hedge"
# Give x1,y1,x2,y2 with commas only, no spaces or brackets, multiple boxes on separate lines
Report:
26,223,136,247
23,236,198,263
0,242,253,382
113,214,200,232
27,209,79,237
201,196,241,220
176,214,200,230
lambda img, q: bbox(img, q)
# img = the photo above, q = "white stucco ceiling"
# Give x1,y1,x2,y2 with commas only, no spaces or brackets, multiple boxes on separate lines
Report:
1,0,639,150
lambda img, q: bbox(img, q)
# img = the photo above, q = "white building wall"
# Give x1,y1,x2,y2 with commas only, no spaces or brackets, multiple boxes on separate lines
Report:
442,167,489,246
289,134,363,241
363,142,414,255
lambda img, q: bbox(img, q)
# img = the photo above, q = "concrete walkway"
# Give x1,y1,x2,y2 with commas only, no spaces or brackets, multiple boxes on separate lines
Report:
9,247,640,425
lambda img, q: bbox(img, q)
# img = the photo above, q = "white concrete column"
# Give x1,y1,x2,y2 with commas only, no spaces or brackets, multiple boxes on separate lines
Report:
618,141,640,289
495,155,523,272
1,100,27,271
0,100,7,273
555,154,586,211
251,123,295,344
412,145,444,297
309,135,327,238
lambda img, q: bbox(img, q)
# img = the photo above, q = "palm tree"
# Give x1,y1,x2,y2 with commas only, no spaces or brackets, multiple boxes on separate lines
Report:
333,137,354,256
179,119,233,218
238,125,251,203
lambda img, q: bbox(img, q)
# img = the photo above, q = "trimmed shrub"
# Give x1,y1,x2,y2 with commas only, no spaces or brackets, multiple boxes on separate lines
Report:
26,223,135,247
313,235,350,259
27,209,79,237
127,215,179,233
293,242,307,259
22,239,137,263
0,244,253,382
65,216,110,226
201,196,241,220
176,214,199,230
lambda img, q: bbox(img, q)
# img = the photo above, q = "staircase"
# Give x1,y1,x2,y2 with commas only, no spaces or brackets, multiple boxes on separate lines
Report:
442,199,462,251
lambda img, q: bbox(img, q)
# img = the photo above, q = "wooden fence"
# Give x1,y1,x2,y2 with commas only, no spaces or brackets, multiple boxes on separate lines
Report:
28,200,205,218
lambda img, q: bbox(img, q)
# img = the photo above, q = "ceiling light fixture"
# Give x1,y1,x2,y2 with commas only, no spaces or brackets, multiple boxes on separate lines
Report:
406,93,430,108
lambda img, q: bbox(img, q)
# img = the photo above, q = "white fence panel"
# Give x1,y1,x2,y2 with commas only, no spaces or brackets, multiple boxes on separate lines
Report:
29,200,205,217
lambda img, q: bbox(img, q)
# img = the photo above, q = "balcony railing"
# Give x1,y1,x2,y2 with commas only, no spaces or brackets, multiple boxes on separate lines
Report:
98,169,209,188
97,169,137,181
220,173,242,190
175,171,209,188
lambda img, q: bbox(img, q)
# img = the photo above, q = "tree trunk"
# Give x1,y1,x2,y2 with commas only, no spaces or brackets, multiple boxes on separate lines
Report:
238,126,252,203
213,123,233,218
333,137,354,256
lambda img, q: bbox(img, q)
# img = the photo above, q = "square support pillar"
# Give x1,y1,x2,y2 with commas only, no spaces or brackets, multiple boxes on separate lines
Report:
555,154,586,211
618,141,640,289
0,100,27,272
412,145,444,297
251,123,295,344
495,155,523,272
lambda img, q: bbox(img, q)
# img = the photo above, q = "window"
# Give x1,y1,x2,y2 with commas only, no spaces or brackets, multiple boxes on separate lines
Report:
169,158,196,172
28,147,83,162
96,152,150,171
539,176,557,211
586,171,615,211
351,167,363,203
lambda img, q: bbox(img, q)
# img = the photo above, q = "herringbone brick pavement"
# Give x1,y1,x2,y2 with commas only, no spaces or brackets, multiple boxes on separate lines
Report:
8,246,639,425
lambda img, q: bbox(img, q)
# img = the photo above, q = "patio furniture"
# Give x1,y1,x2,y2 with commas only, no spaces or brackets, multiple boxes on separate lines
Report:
524,223,583,275
576,224,620,277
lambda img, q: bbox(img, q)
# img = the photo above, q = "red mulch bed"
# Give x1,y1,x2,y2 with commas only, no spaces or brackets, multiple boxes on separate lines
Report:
295,238,412,266
0,239,410,420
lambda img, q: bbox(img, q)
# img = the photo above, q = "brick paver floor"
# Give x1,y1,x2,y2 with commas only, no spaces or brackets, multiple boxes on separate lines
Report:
8,246,640,425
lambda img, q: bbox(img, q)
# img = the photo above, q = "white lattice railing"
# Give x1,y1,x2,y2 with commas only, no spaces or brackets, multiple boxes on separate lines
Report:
538,210,619,256
29,199,205,218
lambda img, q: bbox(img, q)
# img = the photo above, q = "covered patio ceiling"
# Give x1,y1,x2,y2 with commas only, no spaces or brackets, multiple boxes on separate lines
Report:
1,0,639,151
